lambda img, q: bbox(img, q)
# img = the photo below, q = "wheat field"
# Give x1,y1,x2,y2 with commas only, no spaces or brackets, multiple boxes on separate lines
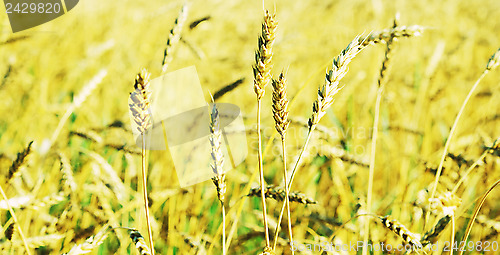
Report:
1,0,499,254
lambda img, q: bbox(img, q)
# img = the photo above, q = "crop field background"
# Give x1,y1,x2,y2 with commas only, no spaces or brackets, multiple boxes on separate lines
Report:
0,0,499,254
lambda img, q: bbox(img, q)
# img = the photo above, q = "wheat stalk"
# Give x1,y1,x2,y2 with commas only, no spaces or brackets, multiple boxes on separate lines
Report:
458,179,500,255
208,98,227,255
270,72,294,252
252,10,277,248
128,68,155,255
209,101,226,203
363,15,401,255
161,3,189,74
274,36,367,250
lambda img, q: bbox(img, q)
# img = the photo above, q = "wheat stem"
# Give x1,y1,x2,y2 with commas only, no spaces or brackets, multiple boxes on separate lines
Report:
271,136,294,252
129,69,155,254
252,10,277,248
222,202,226,255
450,214,456,255
256,100,270,246
141,134,155,255
274,126,314,249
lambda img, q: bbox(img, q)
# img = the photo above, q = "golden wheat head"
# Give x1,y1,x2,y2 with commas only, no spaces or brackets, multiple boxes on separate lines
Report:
253,10,278,100
129,69,152,134
272,72,290,136
380,215,422,250
308,36,363,128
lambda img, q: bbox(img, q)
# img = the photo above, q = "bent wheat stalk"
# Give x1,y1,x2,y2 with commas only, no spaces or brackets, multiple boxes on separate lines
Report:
426,47,500,228
364,15,402,255
273,36,365,249
457,178,500,255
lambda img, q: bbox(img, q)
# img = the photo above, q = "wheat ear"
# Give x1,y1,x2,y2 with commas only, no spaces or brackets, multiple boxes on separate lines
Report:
379,215,423,250
421,215,451,245
129,69,155,255
209,98,227,255
360,25,424,47
161,3,189,74
128,229,152,255
252,10,277,248
248,185,317,205
7,141,33,181
59,152,77,195
307,36,363,128
426,47,500,229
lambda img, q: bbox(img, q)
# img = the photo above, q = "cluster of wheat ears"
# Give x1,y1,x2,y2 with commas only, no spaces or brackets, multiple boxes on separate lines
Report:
1,3,500,255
